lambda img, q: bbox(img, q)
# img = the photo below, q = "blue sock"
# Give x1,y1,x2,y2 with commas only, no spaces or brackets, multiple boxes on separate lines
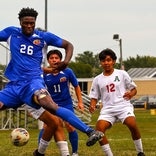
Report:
56,107,93,134
38,128,44,144
69,130,78,154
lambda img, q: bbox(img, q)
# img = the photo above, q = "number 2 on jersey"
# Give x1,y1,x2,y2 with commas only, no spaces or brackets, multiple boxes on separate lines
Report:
106,83,115,92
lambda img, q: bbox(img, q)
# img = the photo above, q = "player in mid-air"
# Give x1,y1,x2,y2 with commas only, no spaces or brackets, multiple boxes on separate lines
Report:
0,7,104,156
38,49,84,156
89,48,145,156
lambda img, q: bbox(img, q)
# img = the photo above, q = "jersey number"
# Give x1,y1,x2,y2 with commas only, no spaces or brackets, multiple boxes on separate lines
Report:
53,84,61,93
106,83,115,92
20,45,33,55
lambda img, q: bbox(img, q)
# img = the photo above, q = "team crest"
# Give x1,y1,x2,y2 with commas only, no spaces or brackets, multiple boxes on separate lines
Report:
33,39,41,45
60,77,66,82
114,76,120,82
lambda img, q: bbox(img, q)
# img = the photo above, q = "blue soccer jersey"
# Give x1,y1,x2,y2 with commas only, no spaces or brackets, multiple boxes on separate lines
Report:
44,68,78,107
0,26,63,81
0,26,64,108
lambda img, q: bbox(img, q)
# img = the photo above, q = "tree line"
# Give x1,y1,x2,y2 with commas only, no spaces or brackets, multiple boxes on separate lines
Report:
69,51,156,78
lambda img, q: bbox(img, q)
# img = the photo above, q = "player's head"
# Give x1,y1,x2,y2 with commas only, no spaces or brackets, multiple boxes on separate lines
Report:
18,7,38,36
99,48,117,61
99,48,117,71
47,49,63,60
47,49,62,67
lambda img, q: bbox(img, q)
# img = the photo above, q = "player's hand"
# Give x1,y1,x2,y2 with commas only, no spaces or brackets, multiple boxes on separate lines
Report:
77,102,84,113
89,105,96,113
123,91,132,100
53,61,68,72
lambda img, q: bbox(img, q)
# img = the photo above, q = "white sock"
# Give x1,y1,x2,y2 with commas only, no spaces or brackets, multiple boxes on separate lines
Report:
56,141,70,156
134,139,143,153
38,138,50,154
101,144,113,156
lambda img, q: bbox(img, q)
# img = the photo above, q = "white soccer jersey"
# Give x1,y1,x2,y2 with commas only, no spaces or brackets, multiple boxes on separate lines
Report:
89,69,136,113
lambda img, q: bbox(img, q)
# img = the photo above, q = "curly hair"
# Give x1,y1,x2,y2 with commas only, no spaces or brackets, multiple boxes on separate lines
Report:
18,7,38,20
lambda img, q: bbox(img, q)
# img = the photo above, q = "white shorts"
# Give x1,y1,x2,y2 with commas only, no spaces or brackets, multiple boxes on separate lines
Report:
25,105,45,119
98,105,135,125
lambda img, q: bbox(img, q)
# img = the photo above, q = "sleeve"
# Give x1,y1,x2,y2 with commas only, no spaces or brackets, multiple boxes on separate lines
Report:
89,77,100,100
0,26,14,41
66,68,79,87
123,70,137,90
43,31,63,47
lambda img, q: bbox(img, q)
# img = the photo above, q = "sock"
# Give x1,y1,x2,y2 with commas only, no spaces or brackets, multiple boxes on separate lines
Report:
38,138,50,154
38,128,44,144
56,107,93,134
134,139,143,153
101,144,113,156
69,130,78,154
56,141,70,156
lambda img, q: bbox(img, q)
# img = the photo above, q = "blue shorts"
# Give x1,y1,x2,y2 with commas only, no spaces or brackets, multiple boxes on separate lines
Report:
0,78,46,109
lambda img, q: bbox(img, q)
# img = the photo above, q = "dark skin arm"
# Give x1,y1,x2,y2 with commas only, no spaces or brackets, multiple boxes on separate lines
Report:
61,39,73,65
43,39,73,73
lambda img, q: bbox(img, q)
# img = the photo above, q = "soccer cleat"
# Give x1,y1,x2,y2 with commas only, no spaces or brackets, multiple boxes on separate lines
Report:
33,149,45,156
86,130,104,146
72,153,79,156
137,152,145,156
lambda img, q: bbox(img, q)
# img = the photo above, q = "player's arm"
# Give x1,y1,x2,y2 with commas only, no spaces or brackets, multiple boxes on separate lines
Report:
55,39,73,71
89,98,97,113
61,39,73,64
74,85,84,112
42,67,58,74
123,88,137,100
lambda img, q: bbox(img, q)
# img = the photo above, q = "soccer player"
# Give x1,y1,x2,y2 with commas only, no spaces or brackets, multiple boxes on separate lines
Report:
89,48,145,156
26,105,70,156
0,7,104,156
38,49,84,156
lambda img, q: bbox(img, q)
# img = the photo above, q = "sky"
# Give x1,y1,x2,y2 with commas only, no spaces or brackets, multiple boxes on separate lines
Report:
0,0,156,64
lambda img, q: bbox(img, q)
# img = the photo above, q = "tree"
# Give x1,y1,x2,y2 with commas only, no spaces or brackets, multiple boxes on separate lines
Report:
75,51,103,77
68,62,92,78
124,55,156,71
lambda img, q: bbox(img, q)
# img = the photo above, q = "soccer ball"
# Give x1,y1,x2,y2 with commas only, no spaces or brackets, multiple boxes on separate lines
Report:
10,128,30,146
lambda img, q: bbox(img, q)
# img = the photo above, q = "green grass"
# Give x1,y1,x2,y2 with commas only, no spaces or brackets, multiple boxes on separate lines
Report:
0,109,156,156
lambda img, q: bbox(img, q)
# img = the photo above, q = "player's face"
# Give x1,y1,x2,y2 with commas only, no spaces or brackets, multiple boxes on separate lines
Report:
100,55,115,73
48,54,61,67
20,16,36,36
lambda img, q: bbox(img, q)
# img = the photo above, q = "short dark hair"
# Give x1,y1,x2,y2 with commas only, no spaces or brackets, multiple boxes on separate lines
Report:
99,48,117,61
47,49,63,60
18,7,38,20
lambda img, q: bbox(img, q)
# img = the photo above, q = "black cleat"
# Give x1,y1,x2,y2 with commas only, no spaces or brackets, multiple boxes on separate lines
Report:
86,130,104,146
33,149,45,156
137,152,145,156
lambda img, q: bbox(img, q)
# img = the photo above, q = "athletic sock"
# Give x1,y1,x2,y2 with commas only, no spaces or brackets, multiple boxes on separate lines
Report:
69,130,78,153
101,144,113,156
56,141,70,156
56,107,93,133
134,138,143,153
38,138,50,154
38,128,44,144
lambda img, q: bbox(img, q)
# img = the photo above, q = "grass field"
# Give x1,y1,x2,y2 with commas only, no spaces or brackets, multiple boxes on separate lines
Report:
0,109,156,156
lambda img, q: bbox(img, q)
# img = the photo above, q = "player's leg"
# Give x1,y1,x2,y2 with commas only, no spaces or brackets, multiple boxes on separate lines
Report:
26,106,69,156
34,90,104,146
54,119,70,156
124,116,145,156
64,121,79,156
96,120,113,156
